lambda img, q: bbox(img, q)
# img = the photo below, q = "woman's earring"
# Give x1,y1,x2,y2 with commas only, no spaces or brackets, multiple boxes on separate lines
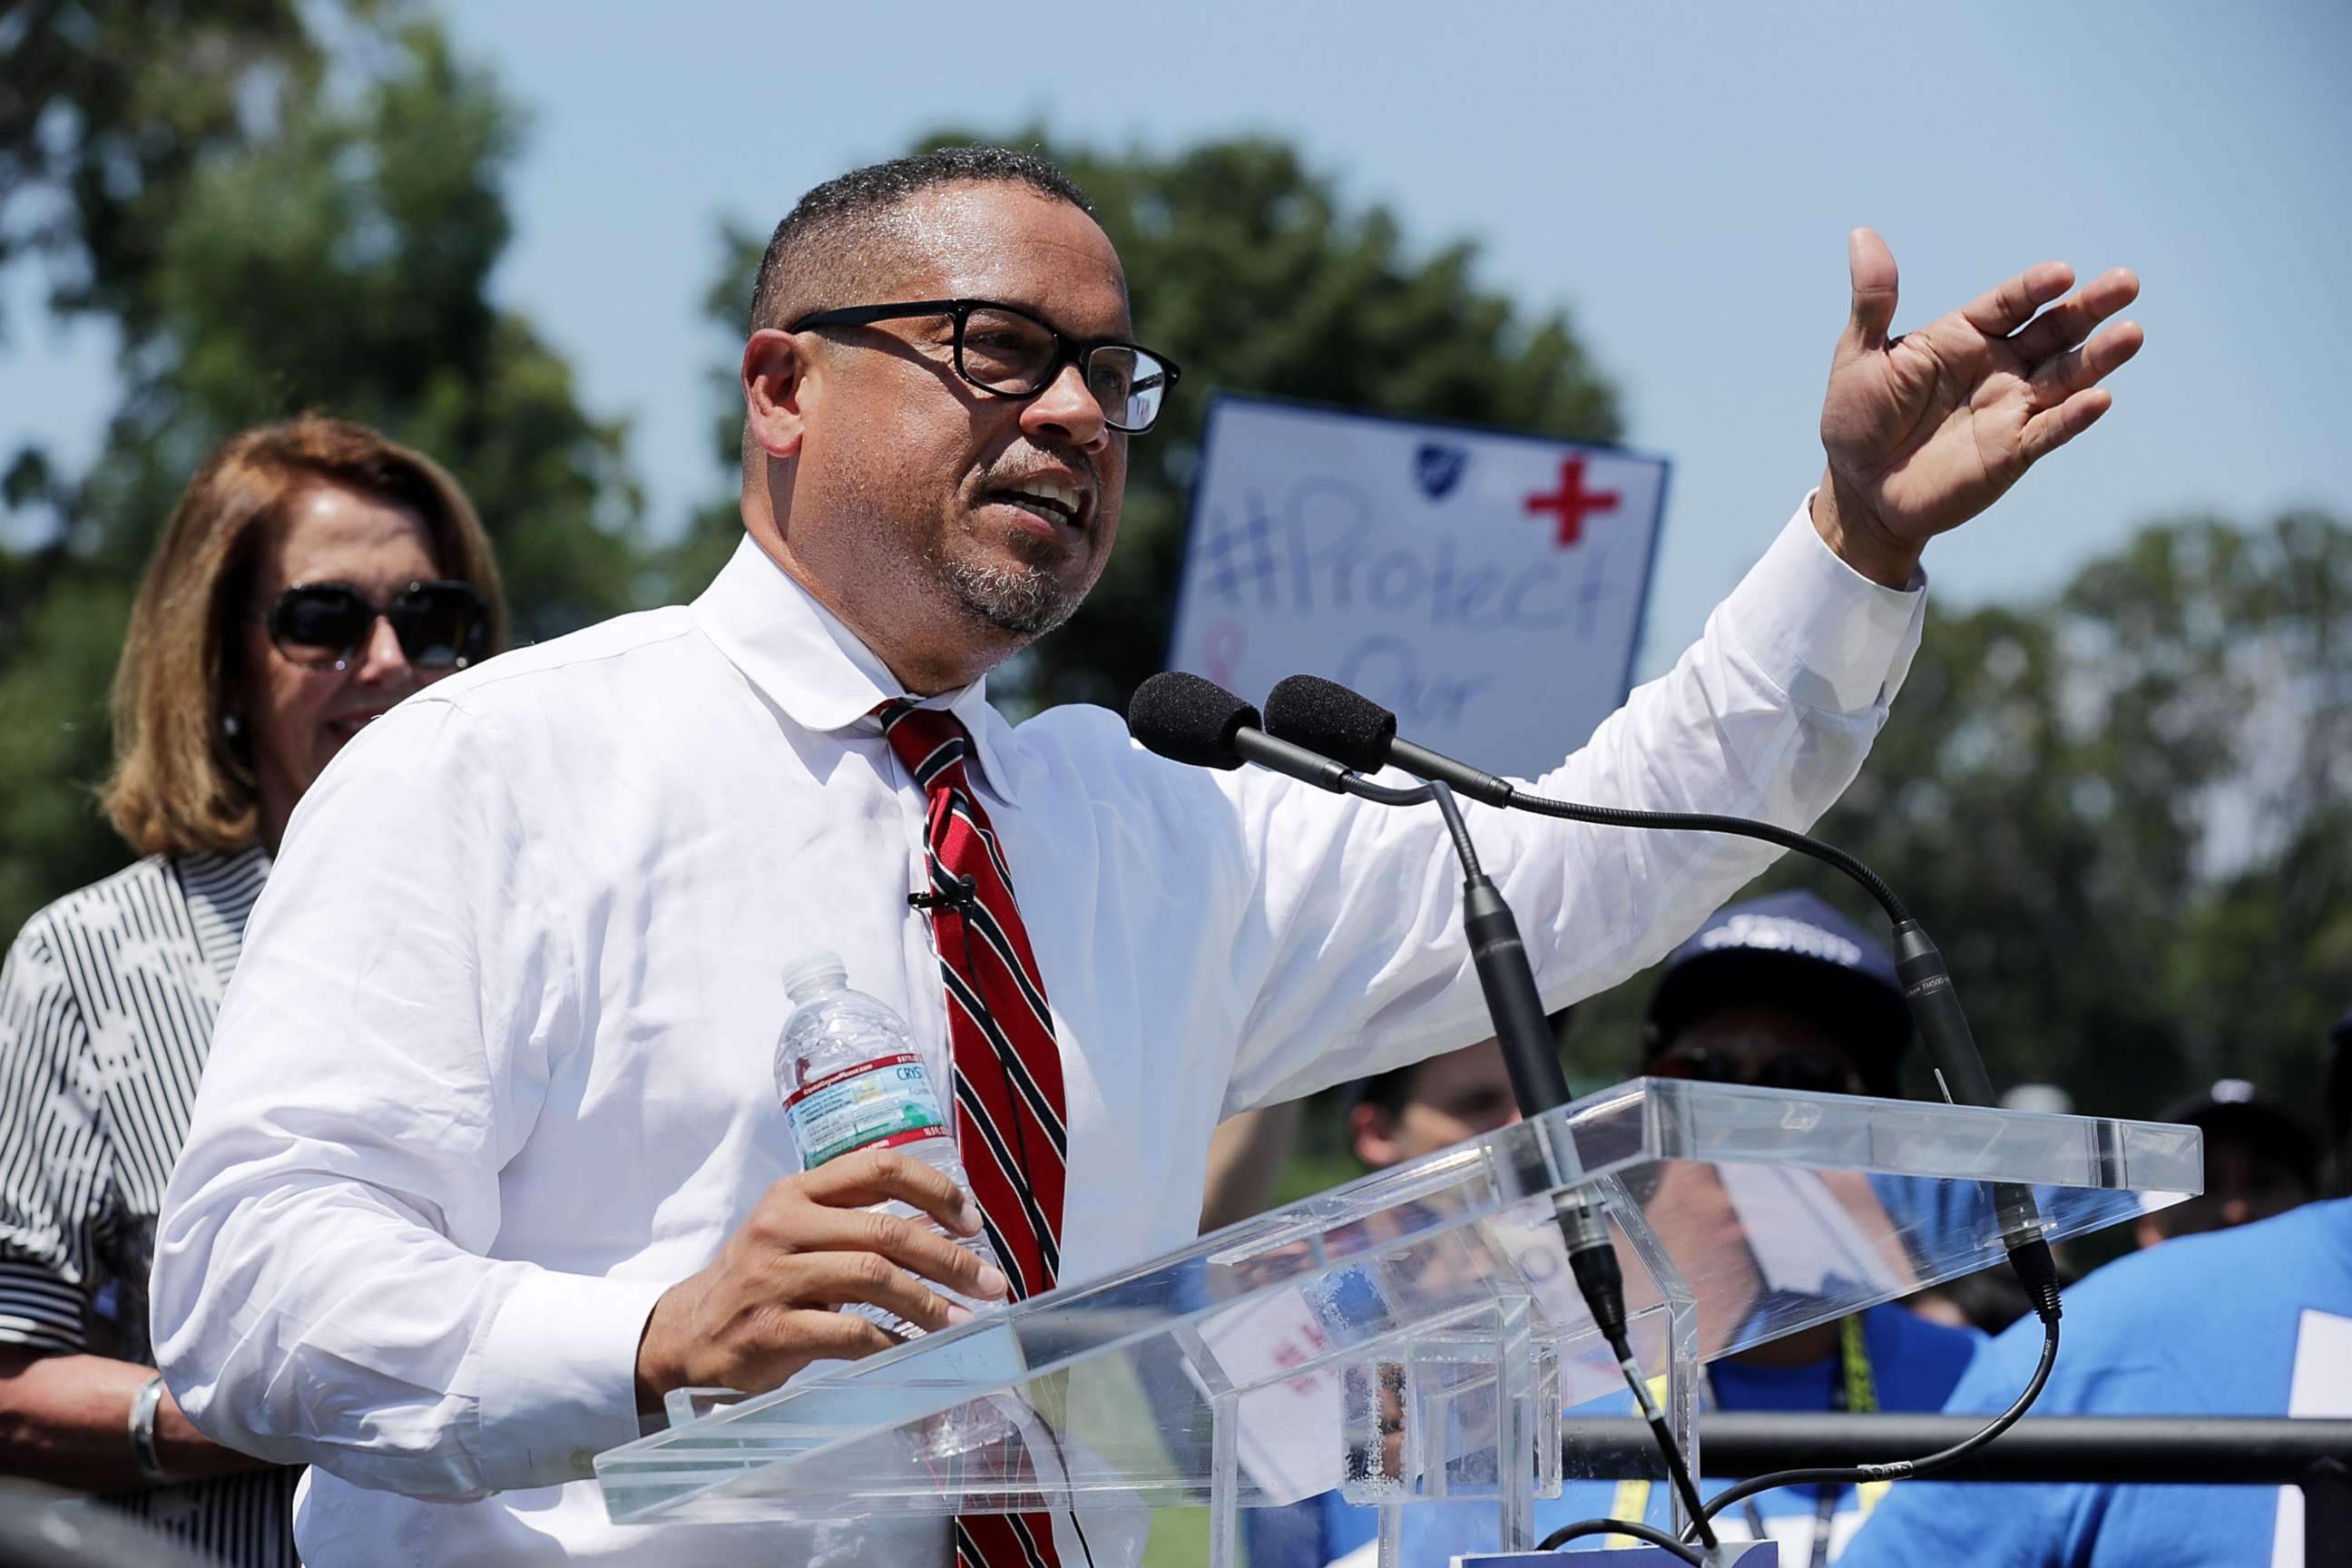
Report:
222,713,244,740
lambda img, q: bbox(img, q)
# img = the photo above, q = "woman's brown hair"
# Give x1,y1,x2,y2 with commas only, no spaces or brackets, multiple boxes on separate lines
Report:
101,416,509,858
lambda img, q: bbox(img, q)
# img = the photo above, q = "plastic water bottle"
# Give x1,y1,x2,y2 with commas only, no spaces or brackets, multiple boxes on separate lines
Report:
775,952,1006,1339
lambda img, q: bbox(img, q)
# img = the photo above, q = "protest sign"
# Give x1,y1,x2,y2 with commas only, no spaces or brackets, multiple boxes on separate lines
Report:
1169,396,1669,779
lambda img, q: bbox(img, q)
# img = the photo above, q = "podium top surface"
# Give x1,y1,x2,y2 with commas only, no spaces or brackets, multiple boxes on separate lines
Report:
595,1077,2200,1526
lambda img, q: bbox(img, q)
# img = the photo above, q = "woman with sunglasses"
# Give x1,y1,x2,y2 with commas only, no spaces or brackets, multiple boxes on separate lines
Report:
0,415,504,1565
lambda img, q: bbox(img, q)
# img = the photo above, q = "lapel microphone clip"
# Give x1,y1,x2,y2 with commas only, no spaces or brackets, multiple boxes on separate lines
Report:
908,873,980,913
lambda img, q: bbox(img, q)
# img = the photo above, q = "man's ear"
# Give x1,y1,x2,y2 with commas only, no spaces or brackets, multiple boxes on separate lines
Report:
1350,1102,1403,1170
743,328,810,461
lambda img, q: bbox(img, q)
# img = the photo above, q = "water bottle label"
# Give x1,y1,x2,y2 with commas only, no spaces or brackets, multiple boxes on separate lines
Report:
782,1052,951,1168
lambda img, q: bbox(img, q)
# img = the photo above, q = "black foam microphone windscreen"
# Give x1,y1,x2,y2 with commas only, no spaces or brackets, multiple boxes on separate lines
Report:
1263,674,1397,772
1128,671,1259,769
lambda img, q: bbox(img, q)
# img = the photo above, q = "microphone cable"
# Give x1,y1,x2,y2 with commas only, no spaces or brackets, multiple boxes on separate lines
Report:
1446,781,2068,1553
1259,674,2057,1263
1479,787,2063,1290
1259,672,2072,1548
1674,1313,2060,1549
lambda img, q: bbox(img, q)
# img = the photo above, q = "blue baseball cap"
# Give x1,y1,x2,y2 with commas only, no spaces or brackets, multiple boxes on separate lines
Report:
1641,890,1911,1076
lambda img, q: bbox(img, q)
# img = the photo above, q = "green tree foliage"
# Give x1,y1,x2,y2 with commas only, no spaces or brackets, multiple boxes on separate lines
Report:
1563,510,2352,1126
0,8,643,936
113,21,645,639
677,133,1625,709
1,0,318,338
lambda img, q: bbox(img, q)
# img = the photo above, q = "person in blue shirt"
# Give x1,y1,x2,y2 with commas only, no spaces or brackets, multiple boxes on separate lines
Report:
1838,1009,2352,1568
1269,892,1984,1567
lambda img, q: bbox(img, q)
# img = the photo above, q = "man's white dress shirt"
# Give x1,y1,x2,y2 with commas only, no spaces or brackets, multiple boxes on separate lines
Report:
152,503,1921,1564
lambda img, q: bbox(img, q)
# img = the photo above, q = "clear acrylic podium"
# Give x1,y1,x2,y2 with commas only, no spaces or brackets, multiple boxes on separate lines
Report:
595,1079,2200,1564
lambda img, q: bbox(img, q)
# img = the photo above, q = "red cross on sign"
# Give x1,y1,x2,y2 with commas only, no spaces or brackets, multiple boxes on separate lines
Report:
1524,456,1620,548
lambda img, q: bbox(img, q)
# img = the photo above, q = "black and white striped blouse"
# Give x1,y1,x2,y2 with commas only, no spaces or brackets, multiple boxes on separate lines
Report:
0,845,297,1567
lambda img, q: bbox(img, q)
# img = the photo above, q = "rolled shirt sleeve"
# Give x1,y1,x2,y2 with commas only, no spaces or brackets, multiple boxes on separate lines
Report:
1221,496,1925,1110
151,698,667,1498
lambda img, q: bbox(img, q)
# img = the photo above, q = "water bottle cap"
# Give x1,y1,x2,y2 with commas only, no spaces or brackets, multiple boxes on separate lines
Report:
782,951,849,1002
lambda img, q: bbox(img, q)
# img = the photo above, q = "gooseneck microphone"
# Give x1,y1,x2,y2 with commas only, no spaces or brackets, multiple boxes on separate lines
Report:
1262,675,2077,1551
1271,689,2000,1109
1129,671,1719,1548
1129,673,1595,1145
1152,669,2062,1551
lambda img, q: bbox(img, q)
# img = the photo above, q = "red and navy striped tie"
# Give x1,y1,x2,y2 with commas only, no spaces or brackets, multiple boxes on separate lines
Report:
878,701,1069,1568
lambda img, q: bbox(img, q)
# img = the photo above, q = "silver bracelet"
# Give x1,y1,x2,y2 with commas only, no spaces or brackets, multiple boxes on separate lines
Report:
128,1373,170,1486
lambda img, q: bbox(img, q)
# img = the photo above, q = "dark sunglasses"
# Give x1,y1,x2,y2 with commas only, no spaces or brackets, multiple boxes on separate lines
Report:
1647,1045,1861,1097
254,580,489,671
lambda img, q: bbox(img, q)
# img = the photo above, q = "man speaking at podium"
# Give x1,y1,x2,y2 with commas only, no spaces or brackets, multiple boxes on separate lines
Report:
151,148,2141,1564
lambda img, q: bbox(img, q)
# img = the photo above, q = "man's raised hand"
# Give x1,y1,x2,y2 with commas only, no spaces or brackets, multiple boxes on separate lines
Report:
632,1148,1010,1412
1812,227,2144,587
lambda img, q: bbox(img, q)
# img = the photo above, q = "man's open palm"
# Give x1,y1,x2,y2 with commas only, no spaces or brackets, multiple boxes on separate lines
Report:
1817,228,2142,582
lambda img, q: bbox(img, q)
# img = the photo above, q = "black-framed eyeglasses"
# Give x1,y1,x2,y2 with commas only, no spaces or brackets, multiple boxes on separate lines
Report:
252,580,490,671
785,297,1181,434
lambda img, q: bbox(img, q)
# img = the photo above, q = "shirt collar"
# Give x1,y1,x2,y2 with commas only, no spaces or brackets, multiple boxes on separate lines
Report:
691,534,1015,795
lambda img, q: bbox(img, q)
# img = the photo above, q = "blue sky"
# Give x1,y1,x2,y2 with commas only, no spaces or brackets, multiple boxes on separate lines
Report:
8,0,2348,672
